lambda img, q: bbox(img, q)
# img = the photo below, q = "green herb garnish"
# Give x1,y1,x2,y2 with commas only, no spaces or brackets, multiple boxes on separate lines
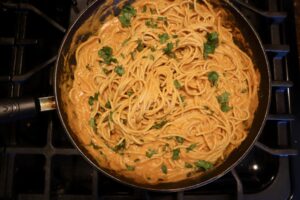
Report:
208,71,219,86
185,162,193,168
194,160,213,171
98,46,117,64
127,90,134,97
172,148,180,160
157,16,168,26
103,68,110,75
158,33,169,44
105,100,111,109
163,42,175,58
136,39,145,52
203,32,219,59
142,5,147,13
161,164,168,174
175,136,184,144
151,120,168,129
174,79,183,89
122,37,131,46
126,164,135,171
217,92,232,112
118,5,137,27
114,65,125,76
186,143,197,152
113,139,126,152
180,95,185,103
89,117,96,129
88,92,99,106
146,149,157,158
145,18,158,28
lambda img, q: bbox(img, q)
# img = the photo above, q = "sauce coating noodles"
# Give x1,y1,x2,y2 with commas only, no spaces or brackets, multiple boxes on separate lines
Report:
67,0,260,184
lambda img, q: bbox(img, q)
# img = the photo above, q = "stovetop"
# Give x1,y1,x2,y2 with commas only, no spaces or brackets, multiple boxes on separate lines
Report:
0,0,300,199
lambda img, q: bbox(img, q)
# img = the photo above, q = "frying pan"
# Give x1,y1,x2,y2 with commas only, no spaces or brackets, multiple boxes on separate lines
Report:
0,0,271,192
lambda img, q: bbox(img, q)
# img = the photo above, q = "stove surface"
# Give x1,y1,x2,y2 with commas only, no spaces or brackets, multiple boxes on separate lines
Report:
0,0,299,200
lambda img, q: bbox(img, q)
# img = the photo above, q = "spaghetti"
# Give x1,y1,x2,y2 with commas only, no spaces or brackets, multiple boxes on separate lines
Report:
67,0,260,184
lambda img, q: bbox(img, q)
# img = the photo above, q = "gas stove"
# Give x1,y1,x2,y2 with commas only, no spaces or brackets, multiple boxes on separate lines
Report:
0,0,300,199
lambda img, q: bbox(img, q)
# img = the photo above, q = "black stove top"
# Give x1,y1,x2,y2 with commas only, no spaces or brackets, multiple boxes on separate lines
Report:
1,0,300,199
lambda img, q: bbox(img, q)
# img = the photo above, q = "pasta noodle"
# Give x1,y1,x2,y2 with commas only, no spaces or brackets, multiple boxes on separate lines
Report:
67,0,260,184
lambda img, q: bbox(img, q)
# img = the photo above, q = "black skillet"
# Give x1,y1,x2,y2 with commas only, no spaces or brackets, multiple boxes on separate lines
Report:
0,0,271,192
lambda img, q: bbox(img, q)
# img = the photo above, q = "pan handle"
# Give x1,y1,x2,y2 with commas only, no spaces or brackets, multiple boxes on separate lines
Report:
0,96,56,122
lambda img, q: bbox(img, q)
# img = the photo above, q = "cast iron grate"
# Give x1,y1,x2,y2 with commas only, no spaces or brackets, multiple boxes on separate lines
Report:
0,0,299,199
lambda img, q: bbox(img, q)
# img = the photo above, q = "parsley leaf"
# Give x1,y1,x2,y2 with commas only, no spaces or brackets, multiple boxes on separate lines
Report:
194,160,213,171
145,18,158,28
142,5,147,13
158,33,169,44
217,92,232,112
88,92,99,106
185,162,193,168
98,46,117,64
114,65,125,76
122,37,131,46
113,139,126,152
146,149,157,158
105,100,111,109
172,148,180,160
118,5,137,27
127,90,134,97
136,39,145,52
151,120,168,129
174,79,183,89
89,117,96,129
208,71,219,86
175,136,184,144
186,143,197,152
126,164,135,171
163,42,175,58
203,32,219,59
161,164,168,174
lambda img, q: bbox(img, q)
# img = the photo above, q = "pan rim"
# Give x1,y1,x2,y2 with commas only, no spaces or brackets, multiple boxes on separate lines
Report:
53,0,272,192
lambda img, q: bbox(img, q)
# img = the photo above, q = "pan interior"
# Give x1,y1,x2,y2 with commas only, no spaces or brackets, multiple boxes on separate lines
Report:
54,0,270,191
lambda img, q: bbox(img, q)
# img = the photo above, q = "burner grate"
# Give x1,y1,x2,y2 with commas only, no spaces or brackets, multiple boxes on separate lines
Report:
0,0,299,200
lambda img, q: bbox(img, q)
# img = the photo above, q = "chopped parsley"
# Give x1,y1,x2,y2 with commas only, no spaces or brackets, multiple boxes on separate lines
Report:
142,5,147,13
136,39,145,52
102,68,110,75
150,8,156,14
146,149,157,158
172,148,180,160
98,46,117,65
203,32,219,59
175,136,184,144
126,164,135,171
130,51,136,60
163,42,175,58
194,160,213,171
149,54,155,60
157,16,168,26
105,100,111,109
208,71,219,86
161,164,168,174
127,90,134,97
180,95,185,103
114,65,125,76
118,5,137,27
186,143,197,152
174,79,183,89
158,33,170,44
113,139,126,152
217,92,232,112
88,92,99,106
185,162,193,168
151,120,168,129
89,117,96,129
122,37,131,46
145,18,158,28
